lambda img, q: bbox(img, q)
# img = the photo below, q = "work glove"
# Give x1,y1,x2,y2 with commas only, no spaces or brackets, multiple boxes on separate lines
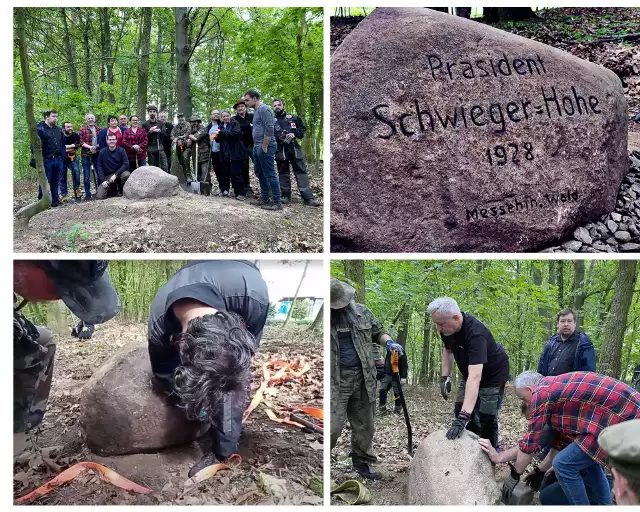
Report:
440,375,452,399
385,339,404,355
446,410,471,440
375,364,385,381
523,467,544,491
501,463,521,504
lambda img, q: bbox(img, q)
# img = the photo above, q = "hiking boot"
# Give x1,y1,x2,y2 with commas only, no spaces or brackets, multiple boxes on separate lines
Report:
236,195,246,201
304,198,322,207
353,461,382,481
261,203,282,211
222,191,229,197
281,197,291,205
250,198,270,206
51,201,61,208
393,406,403,415
84,196,93,201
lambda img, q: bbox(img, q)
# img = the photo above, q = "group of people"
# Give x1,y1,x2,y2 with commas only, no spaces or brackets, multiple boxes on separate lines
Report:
14,260,268,478
32,90,321,209
330,279,640,506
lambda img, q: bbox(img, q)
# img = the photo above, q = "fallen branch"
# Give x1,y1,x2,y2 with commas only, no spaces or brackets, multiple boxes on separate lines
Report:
588,32,640,43
290,413,324,434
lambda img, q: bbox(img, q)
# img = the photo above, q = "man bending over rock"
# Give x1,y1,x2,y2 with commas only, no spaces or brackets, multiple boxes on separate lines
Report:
479,370,640,505
14,261,119,456
147,260,269,477
428,297,510,448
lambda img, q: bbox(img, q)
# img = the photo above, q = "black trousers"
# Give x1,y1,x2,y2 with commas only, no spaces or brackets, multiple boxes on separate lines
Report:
238,158,253,194
277,148,314,200
211,152,229,192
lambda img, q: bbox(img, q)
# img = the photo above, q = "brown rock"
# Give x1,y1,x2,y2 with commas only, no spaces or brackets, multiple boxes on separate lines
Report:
79,343,207,456
331,7,628,252
408,430,500,505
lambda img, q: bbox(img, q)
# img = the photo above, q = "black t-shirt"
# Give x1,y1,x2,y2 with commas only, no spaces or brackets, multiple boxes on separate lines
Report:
546,331,580,376
440,312,509,388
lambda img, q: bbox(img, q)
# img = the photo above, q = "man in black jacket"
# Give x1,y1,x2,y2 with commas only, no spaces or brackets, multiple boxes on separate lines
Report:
147,260,270,477
232,100,255,197
142,105,169,172
36,110,67,207
272,99,320,207
378,346,408,416
159,111,173,172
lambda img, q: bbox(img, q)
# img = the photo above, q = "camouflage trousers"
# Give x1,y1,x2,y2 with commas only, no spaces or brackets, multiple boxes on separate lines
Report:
13,298,56,433
454,378,504,448
379,374,401,408
331,367,376,463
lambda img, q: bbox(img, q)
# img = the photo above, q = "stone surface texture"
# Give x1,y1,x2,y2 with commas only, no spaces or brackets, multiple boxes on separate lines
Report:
123,165,179,199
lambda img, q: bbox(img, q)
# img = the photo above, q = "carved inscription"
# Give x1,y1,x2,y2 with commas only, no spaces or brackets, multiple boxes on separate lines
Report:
465,189,580,222
425,53,547,82
486,142,534,166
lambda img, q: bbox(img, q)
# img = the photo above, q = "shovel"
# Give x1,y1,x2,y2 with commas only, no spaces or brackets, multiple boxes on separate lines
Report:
391,349,413,455
188,143,212,196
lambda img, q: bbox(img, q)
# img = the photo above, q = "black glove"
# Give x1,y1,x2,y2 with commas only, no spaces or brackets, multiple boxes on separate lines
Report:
440,375,452,399
446,410,471,440
523,467,544,491
501,463,521,504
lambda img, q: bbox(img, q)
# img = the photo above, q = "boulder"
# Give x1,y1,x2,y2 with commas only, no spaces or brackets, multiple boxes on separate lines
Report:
331,7,628,252
408,430,501,505
79,343,207,456
123,165,179,199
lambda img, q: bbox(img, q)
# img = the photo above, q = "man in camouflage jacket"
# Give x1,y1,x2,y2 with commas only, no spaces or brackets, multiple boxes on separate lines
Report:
330,277,404,480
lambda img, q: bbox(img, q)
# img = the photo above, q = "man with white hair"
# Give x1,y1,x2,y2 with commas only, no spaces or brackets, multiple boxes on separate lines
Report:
478,370,640,505
427,297,509,448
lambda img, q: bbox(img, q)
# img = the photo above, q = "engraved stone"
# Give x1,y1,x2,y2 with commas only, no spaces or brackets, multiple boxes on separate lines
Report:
331,7,628,252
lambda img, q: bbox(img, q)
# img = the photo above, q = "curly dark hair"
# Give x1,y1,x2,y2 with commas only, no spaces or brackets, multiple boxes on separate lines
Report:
171,311,255,423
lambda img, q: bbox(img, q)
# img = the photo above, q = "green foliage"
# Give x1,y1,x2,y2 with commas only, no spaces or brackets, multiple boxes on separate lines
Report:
14,7,323,181
331,260,640,384
57,223,89,252
291,298,310,319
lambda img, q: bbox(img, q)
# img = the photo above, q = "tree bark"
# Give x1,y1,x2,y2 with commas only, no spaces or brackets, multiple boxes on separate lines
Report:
83,8,92,97
157,25,166,111
455,8,472,18
396,304,410,348
175,7,192,118
343,260,365,304
100,8,115,103
137,8,152,120
545,261,556,338
309,302,323,331
557,260,565,307
600,261,637,379
420,308,431,384
60,8,78,88
573,260,586,328
283,261,309,327
15,8,51,227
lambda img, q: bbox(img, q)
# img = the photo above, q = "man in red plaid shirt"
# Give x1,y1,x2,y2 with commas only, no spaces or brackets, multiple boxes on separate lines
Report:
122,115,148,171
479,371,640,505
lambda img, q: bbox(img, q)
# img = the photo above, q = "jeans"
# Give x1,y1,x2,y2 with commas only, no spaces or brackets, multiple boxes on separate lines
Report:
61,158,80,196
81,155,97,198
550,442,612,505
38,157,64,204
253,143,280,204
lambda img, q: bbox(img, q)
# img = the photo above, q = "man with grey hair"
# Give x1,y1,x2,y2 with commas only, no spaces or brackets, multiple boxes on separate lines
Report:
330,277,403,480
479,370,640,505
428,297,509,448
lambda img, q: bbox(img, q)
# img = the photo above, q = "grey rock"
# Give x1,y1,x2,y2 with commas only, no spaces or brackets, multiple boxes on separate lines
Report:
580,247,598,253
611,212,622,222
574,227,592,245
629,224,639,237
614,231,632,242
620,243,640,252
589,227,599,240
123,166,179,199
562,240,583,252
596,222,610,237
607,220,619,233
606,237,618,245
540,247,555,253
408,430,501,505
592,241,609,252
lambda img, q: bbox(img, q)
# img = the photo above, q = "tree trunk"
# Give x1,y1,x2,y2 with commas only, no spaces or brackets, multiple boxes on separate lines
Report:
546,260,556,338
283,261,309,327
157,26,166,111
175,7,193,118
484,7,535,21
83,8,92,97
15,7,51,227
313,81,323,172
100,8,115,103
557,260,564,307
293,9,314,165
169,39,176,118
455,8,471,18
343,260,365,304
396,305,410,348
573,260,586,328
60,8,78,88
600,261,637,379
137,8,152,120
420,308,431,384
309,302,323,331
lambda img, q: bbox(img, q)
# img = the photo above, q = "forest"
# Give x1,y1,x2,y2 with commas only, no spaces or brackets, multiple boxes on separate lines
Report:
13,7,324,181
331,259,640,385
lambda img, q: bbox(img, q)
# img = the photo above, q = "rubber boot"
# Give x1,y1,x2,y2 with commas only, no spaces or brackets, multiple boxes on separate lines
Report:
281,196,291,205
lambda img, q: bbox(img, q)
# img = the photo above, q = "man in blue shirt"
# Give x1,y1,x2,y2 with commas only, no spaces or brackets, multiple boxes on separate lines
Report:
36,110,66,207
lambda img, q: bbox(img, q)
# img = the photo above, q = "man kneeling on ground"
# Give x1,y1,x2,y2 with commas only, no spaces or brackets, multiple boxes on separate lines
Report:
96,133,130,199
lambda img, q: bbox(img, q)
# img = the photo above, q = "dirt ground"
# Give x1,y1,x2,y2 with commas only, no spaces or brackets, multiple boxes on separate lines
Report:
13,169,323,253
13,322,324,505
331,383,528,505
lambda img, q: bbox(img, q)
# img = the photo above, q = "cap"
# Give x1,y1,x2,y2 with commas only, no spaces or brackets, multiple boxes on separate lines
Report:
147,104,158,112
330,277,355,310
177,113,185,118
233,100,246,109
34,261,120,324
189,115,201,122
598,419,640,477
